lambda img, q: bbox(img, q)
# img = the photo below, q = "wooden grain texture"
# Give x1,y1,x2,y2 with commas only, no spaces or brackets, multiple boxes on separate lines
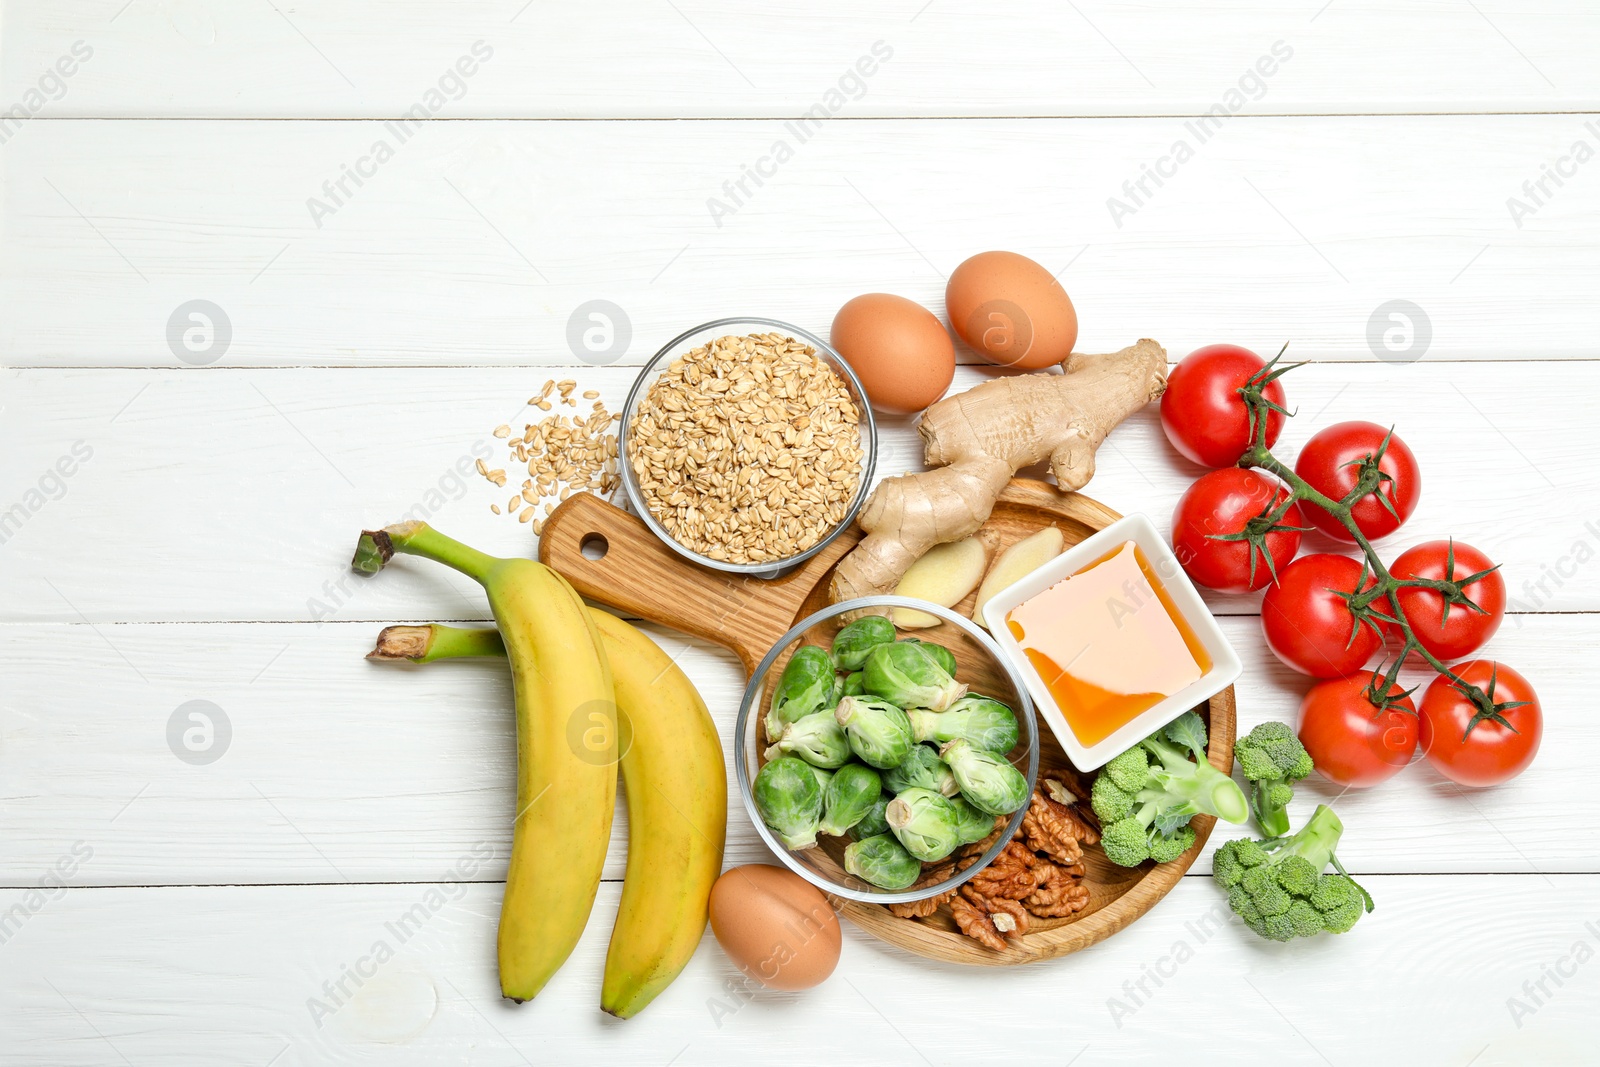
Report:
3,116,1599,366
2,877,1594,1066
835,688,1237,966
5,2,1596,117
539,491,862,674
543,479,1238,962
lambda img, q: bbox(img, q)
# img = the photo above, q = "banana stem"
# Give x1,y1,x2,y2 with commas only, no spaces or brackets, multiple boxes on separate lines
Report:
369,624,506,663
352,521,500,585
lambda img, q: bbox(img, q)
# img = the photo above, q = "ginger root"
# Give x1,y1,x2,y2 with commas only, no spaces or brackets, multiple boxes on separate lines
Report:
830,339,1167,603
972,525,1065,630
891,536,987,628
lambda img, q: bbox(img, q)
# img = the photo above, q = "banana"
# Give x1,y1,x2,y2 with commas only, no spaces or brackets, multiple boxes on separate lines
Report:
354,523,617,1003
589,611,726,1018
368,612,727,1018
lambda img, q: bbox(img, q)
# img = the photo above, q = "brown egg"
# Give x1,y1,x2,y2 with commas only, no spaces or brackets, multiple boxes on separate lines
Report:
946,251,1078,370
830,293,956,414
708,864,841,990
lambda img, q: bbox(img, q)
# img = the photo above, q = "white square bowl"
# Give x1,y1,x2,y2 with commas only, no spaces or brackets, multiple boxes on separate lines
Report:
980,512,1241,771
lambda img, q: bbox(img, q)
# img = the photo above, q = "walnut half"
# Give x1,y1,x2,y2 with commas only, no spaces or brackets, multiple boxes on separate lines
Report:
950,888,1030,951
1024,861,1092,918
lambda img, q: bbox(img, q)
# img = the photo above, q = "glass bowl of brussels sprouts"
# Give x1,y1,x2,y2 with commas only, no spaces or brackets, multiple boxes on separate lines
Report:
735,595,1040,904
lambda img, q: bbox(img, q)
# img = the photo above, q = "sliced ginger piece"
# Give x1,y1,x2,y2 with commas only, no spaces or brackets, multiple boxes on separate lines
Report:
891,536,987,628
972,526,1065,630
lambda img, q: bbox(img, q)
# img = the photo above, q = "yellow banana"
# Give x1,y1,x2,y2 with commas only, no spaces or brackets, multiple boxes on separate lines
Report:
368,610,727,1018
589,611,726,1018
354,523,617,1003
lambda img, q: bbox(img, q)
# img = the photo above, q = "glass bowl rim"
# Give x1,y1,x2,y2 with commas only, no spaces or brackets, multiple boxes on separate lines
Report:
734,594,1041,905
617,316,879,577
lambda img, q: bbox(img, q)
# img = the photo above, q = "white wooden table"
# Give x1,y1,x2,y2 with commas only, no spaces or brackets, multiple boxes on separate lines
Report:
3,4,1598,1063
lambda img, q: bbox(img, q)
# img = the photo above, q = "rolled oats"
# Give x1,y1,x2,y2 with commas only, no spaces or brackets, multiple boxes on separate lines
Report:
627,332,863,564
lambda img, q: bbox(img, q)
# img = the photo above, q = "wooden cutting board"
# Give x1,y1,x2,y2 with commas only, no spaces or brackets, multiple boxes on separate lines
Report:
540,478,1237,965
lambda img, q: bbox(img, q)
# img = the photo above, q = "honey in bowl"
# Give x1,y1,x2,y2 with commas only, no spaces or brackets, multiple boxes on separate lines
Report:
1006,540,1211,746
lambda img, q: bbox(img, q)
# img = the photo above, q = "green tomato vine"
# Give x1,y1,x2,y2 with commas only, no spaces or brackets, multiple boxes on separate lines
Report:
1230,353,1527,739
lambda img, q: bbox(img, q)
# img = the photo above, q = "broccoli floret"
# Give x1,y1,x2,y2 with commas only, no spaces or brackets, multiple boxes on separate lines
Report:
1213,836,1272,888
1101,745,1149,793
1100,818,1154,867
1253,912,1296,942
1211,804,1374,942
1090,712,1250,869
1236,721,1315,837
1241,866,1291,917
1284,900,1324,939
1148,824,1195,864
1090,774,1135,823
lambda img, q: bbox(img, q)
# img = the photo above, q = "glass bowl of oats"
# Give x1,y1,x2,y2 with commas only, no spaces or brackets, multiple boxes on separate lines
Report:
618,317,878,576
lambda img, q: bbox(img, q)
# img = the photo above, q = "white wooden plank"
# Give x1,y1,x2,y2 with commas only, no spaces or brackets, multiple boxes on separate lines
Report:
0,612,1588,886
1,876,1593,1065
2,361,1595,621
3,2,1596,118
3,116,1597,366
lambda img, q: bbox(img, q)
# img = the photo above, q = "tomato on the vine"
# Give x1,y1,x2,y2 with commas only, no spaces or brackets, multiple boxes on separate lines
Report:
1387,540,1505,661
1293,421,1421,542
1261,553,1382,677
1160,344,1287,468
1298,674,1419,787
1418,660,1541,787
1171,469,1304,593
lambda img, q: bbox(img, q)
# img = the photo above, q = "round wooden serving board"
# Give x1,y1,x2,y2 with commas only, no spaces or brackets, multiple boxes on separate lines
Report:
541,478,1237,966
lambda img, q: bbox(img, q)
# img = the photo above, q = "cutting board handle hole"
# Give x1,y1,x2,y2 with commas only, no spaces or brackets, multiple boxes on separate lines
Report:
579,533,610,561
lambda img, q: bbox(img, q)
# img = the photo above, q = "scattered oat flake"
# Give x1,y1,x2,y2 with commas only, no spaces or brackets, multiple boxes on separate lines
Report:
493,425,511,439
519,507,535,523
491,504,501,515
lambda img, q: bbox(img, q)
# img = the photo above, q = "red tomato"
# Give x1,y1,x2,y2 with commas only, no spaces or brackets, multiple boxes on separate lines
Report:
1171,469,1303,593
1387,540,1506,661
1418,660,1541,787
1293,421,1421,542
1160,344,1286,468
1261,553,1382,678
1298,674,1419,787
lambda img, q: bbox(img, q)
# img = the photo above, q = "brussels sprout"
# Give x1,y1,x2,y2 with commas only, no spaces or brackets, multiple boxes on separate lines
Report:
898,637,957,677
862,641,966,711
831,615,896,671
843,833,921,891
849,793,892,840
949,795,1001,845
818,763,882,836
764,709,852,768
841,671,865,697
908,695,1020,754
940,739,1031,816
885,787,962,862
765,644,839,741
834,696,915,769
881,744,958,797
754,756,823,850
